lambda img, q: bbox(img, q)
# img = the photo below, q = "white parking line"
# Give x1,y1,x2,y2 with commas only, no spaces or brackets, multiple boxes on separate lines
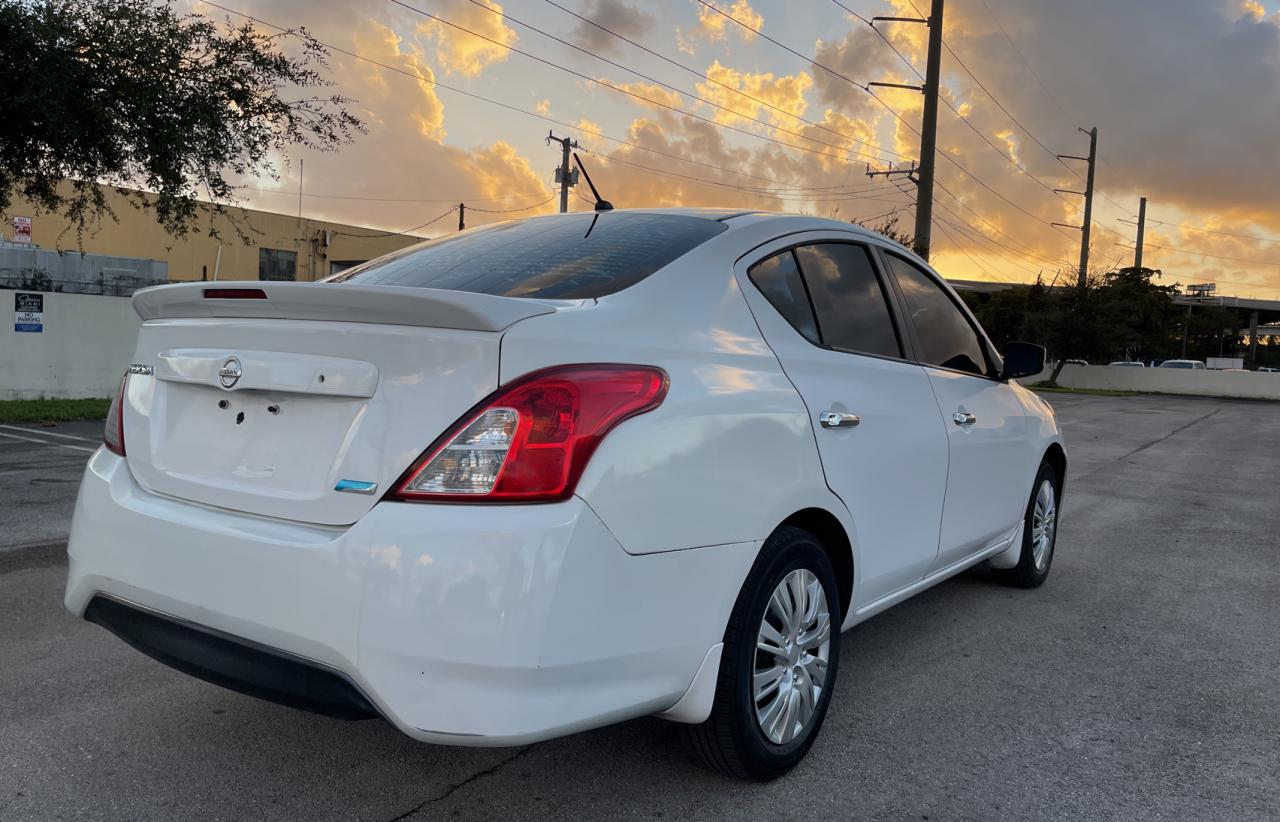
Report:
0,431,97,454
0,424,100,443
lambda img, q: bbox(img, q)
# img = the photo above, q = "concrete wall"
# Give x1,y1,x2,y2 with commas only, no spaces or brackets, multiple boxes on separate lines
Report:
1024,365,1280,401
1,290,140,400
0,247,167,296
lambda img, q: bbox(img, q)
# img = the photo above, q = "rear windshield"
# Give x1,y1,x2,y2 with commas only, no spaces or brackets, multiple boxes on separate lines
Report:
326,212,728,299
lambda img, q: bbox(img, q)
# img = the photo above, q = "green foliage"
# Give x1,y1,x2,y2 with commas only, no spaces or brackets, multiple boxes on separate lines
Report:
0,397,110,423
0,0,363,242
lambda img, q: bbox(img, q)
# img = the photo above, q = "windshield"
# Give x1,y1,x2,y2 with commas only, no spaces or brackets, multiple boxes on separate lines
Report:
327,212,728,299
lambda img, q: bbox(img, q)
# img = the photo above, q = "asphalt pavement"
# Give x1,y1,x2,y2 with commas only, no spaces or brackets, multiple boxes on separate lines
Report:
1,395,1278,820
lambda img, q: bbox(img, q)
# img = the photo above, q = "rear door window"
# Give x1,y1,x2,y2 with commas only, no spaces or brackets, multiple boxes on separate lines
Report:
327,212,727,299
792,243,902,359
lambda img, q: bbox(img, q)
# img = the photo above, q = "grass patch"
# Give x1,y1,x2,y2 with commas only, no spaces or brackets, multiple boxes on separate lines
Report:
1028,383,1139,397
0,397,111,424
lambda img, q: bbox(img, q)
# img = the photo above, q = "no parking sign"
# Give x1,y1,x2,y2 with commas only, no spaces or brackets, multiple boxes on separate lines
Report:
15,292,43,333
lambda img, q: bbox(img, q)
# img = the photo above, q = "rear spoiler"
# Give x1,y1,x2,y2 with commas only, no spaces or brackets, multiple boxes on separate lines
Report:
132,282,557,332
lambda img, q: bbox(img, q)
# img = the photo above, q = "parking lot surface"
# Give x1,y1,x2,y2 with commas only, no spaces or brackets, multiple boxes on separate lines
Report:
2,394,1278,820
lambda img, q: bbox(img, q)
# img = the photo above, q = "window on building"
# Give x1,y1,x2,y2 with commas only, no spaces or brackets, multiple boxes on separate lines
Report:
259,248,297,281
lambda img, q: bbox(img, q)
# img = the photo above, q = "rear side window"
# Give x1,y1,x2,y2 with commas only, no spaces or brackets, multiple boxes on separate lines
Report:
884,253,993,377
747,250,820,344
793,243,902,359
327,212,727,299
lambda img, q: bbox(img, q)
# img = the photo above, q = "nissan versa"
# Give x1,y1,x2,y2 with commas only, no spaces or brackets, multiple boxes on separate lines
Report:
67,209,1065,780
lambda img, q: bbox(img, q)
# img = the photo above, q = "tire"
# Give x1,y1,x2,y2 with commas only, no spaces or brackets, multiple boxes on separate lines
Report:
993,460,1060,589
685,526,842,781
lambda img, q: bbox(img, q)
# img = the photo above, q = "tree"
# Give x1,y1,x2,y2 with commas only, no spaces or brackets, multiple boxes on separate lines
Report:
0,0,362,241
1100,266,1181,362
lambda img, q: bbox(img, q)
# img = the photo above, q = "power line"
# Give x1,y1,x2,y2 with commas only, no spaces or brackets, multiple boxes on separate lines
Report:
465,194,558,214
391,0,899,168
584,149,915,204
973,0,1081,131
329,204,459,238
1119,217,1280,245
932,219,1013,283
695,0,1074,241
201,1,893,196
537,0,908,161
461,0,903,163
243,186,533,203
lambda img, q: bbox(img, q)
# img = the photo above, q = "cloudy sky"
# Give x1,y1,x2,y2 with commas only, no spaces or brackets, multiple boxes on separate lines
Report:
202,0,1280,296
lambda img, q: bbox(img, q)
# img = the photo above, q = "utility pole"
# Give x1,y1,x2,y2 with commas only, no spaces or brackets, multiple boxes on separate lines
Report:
458,202,465,231
1133,196,1147,272
547,132,579,214
1054,126,1098,287
866,0,943,261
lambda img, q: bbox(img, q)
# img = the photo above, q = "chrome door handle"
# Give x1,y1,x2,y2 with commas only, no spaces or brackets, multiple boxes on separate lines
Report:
819,411,860,429
952,411,977,426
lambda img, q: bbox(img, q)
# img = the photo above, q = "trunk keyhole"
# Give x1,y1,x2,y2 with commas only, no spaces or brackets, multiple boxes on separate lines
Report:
218,400,229,410
235,411,245,425
267,405,280,415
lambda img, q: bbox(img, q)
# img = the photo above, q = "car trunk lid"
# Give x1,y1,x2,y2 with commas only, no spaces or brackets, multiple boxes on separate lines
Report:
121,282,563,525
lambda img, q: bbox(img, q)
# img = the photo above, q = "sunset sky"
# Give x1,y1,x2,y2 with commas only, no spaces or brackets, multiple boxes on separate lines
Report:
199,0,1280,297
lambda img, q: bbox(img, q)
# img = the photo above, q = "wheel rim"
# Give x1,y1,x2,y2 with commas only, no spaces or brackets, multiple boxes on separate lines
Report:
1031,478,1057,571
753,568,831,745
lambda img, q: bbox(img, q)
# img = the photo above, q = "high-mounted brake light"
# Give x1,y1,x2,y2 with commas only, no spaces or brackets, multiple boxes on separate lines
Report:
103,373,128,456
203,288,267,299
390,364,668,503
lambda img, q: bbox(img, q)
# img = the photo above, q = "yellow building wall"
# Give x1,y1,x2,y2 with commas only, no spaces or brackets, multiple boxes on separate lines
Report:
2,185,422,283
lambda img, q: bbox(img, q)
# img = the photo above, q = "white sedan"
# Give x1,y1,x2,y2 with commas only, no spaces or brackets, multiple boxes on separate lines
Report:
67,209,1065,780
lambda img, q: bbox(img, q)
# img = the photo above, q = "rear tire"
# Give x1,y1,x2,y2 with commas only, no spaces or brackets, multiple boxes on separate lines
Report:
993,460,1060,589
685,526,841,781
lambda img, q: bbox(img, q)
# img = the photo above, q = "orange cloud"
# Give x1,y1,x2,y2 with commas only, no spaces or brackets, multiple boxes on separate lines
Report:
415,0,517,77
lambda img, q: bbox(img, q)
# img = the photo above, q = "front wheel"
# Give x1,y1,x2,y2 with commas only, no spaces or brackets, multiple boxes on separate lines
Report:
685,527,841,781
994,460,1060,588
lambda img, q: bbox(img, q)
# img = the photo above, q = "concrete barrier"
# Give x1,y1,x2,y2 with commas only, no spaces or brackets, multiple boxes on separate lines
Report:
1,290,140,400
1022,365,1280,401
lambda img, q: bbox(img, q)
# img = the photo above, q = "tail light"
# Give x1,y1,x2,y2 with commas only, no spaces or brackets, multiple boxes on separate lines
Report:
103,373,128,456
390,364,668,503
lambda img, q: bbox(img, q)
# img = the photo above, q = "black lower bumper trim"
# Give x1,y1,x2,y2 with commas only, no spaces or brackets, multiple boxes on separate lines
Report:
84,596,379,720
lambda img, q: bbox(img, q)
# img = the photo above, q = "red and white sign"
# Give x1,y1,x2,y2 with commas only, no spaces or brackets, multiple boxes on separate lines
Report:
11,216,32,244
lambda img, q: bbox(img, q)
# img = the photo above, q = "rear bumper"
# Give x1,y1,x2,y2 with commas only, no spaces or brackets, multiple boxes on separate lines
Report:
66,449,757,745
84,594,378,720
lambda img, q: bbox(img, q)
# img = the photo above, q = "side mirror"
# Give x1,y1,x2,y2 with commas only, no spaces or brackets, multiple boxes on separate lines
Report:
1001,341,1046,381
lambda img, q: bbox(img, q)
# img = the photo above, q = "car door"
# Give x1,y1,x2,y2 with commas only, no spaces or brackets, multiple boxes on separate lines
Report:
736,235,949,607
878,250,1034,570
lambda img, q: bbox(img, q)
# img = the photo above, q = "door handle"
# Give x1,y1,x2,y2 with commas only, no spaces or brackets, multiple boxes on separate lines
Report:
952,411,977,426
819,411,861,429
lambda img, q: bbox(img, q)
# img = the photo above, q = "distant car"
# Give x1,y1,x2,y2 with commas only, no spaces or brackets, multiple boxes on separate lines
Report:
1108,361,1145,368
1065,359,1088,366
1158,359,1206,370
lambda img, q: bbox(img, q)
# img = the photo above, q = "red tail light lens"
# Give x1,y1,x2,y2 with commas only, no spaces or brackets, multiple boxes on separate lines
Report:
103,373,128,456
390,364,668,503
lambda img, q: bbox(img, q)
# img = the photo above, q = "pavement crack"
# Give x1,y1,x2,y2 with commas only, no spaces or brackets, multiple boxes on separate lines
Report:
387,745,533,821
1120,408,1220,460
1076,408,1222,482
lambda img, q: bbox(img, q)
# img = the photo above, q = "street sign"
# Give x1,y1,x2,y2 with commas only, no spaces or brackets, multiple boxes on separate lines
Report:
15,292,43,333
11,216,32,244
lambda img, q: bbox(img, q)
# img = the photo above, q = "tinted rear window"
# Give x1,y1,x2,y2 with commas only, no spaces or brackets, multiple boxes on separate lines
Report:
327,212,727,299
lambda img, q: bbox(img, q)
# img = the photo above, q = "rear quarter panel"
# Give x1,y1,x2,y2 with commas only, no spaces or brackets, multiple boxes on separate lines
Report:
498,230,847,556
